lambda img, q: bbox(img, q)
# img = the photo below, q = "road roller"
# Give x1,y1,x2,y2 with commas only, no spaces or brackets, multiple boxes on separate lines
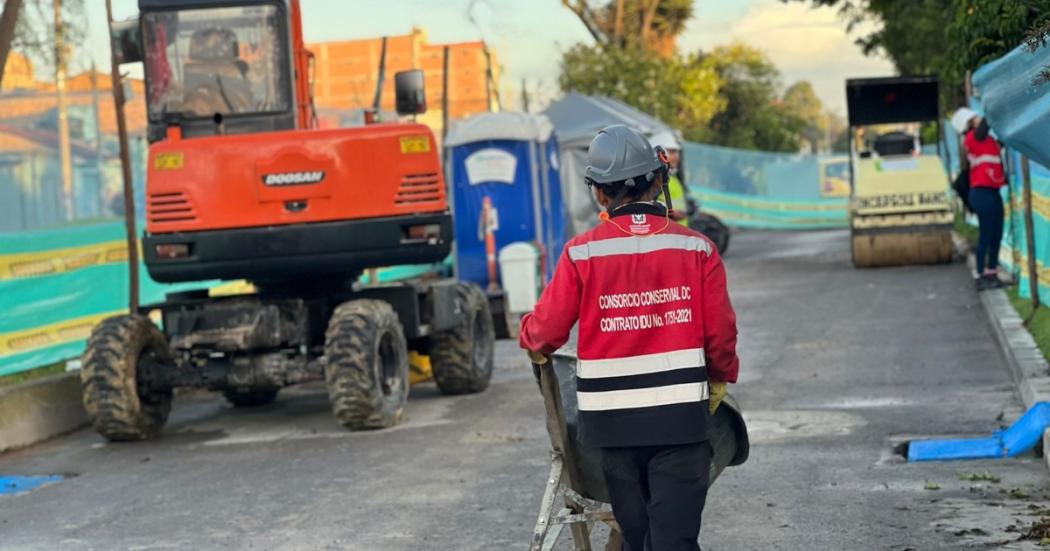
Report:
845,77,954,268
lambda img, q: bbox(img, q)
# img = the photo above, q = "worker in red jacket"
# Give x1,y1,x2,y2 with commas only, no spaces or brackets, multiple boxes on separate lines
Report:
953,108,1008,291
520,125,739,551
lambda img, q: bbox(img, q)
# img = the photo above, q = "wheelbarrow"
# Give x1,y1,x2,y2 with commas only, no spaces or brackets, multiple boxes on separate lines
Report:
530,350,750,551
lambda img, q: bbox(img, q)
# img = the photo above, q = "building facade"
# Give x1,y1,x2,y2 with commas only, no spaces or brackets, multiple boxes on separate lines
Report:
308,28,499,135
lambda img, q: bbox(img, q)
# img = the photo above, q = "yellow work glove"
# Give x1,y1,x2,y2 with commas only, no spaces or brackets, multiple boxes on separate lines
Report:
709,381,727,415
527,350,550,366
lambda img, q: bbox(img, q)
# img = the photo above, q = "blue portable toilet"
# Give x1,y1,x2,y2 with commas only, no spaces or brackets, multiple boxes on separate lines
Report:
445,113,567,334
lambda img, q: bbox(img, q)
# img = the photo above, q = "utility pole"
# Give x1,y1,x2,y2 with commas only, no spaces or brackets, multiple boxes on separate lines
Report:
482,45,500,111
106,0,139,311
520,77,529,113
0,0,24,88
371,36,387,114
1022,155,1040,318
442,45,450,143
90,60,105,216
54,0,74,221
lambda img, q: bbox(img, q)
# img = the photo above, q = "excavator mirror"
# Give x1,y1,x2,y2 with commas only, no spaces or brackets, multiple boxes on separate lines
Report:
394,70,427,116
110,17,143,65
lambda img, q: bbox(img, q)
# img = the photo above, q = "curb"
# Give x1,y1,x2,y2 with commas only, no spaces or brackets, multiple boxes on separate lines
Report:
0,372,87,454
975,268,1050,471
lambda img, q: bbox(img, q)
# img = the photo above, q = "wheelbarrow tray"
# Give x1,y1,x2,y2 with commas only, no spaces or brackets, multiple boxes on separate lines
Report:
547,350,749,503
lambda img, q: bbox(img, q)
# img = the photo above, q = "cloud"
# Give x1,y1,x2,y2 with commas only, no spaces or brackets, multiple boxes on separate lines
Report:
683,0,896,114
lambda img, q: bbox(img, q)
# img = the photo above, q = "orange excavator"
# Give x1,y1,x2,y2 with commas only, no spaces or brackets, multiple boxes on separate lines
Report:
82,0,494,441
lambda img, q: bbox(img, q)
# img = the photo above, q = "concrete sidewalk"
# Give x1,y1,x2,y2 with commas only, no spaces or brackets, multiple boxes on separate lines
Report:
0,372,86,453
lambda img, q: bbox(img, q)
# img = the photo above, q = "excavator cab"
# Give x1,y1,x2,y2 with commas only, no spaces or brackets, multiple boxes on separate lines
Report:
140,2,295,141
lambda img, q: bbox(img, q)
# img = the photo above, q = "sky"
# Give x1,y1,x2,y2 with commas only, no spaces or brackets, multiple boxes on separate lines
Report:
82,0,895,115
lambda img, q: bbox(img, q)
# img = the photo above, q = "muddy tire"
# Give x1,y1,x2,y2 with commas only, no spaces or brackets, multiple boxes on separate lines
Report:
324,300,409,430
223,388,279,408
431,283,495,395
80,315,173,441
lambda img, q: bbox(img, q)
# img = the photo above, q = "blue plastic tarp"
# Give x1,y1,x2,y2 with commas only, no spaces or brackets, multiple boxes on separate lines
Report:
972,42,1050,169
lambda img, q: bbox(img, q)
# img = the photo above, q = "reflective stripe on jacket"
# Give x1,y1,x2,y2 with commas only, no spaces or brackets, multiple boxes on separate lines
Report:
964,131,1005,189
520,202,739,447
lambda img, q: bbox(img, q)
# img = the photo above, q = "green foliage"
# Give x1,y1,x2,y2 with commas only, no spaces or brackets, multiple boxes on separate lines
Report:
561,4,830,152
782,81,833,152
696,44,806,152
559,43,725,142
945,0,1050,85
784,0,951,75
787,0,1050,96
1007,285,1050,363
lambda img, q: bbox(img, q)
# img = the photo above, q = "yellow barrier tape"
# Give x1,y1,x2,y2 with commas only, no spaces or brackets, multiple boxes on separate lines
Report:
703,208,845,226
0,311,116,356
692,191,848,212
0,241,128,281
1007,251,1050,288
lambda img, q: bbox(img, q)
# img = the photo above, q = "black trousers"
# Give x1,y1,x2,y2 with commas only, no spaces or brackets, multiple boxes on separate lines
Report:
600,442,712,551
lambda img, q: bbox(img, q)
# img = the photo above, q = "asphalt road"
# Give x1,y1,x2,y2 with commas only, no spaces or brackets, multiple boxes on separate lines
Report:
3,229,1050,550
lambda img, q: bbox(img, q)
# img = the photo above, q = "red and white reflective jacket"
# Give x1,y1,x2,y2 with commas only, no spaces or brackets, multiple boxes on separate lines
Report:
964,131,1005,189
520,203,739,448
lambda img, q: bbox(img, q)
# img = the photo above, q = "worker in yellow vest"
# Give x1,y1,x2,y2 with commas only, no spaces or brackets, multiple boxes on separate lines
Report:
649,131,690,226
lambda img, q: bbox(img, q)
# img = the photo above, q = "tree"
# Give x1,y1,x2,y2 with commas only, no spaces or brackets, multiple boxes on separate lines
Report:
782,81,825,152
695,43,806,152
12,0,85,74
0,0,23,88
786,0,1050,96
561,0,693,55
944,0,1050,86
559,43,725,141
559,0,724,141
1027,20,1050,85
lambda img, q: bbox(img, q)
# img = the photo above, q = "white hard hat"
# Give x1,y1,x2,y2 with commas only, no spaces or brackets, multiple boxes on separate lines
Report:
951,107,978,135
648,130,681,151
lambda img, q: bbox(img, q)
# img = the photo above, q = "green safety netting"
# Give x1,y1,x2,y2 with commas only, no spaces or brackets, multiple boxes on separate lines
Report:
682,141,849,229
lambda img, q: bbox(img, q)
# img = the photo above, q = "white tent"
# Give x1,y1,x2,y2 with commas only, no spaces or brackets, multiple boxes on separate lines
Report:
544,93,676,234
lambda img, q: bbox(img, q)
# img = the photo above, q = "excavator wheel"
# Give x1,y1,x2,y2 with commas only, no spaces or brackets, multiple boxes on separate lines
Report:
324,299,409,430
80,315,173,441
851,229,954,268
431,283,495,395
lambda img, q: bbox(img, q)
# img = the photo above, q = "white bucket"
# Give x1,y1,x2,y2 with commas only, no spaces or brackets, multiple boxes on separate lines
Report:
498,242,541,314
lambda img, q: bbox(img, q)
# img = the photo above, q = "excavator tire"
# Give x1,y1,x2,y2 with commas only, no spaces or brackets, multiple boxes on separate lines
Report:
324,299,409,430
851,229,953,268
431,283,495,395
80,314,173,441
223,389,279,407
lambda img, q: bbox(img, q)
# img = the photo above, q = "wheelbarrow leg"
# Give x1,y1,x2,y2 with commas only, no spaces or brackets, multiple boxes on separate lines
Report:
531,456,564,551
604,526,622,551
568,512,592,550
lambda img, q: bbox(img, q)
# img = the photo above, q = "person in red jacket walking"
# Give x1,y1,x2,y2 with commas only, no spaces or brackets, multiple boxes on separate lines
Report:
520,125,739,551
953,107,1008,291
